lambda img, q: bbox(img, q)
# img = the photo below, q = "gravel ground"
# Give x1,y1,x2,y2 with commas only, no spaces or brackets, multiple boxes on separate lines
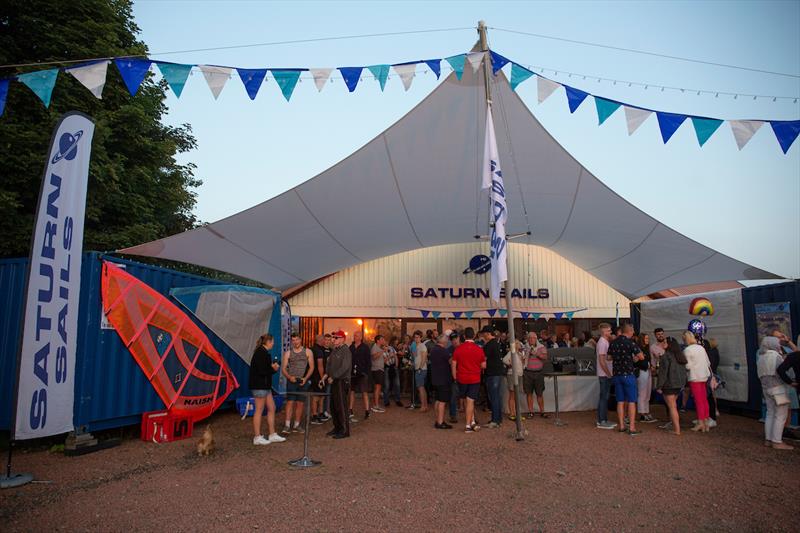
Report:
1,403,797,532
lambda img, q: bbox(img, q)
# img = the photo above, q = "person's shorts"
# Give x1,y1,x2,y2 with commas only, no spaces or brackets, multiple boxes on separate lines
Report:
661,387,681,396
351,373,369,393
458,382,480,400
523,370,545,396
414,369,427,388
285,380,310,402
251,389,271,398
371,370,385,388
613,374,638,403
434,384,451,402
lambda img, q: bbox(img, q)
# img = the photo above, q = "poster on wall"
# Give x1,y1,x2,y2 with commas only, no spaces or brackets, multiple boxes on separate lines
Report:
754,302,792,344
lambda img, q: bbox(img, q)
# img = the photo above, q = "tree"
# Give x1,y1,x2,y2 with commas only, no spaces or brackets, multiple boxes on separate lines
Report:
0,0,200,258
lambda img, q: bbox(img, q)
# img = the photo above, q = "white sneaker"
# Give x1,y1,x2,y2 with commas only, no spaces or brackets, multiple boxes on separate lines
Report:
268,433,286,443
370,406,385,413
253,435,270,446
708,419,718,428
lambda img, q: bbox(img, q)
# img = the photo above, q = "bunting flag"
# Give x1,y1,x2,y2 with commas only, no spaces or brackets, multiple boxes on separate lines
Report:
445,54,465,81
431,311,441,319
498,309,508,317
520,312,529,319
565,311,575,320
487,309,497,317
770,120,800,154
729,120,764,150
595,97,621,125
66,60,109,99
114,58,151,96
237,68,268,100
691,117,724,147
531,313,541,320
310,68,332,92
489,51,510,75
17,69,59,107
624,106,652,135
420,310,430,318
367,64,390,91
393,63,416,91
156,62,193,98
565,86,589,114
554,312,564,319
338,67,362,93
656,111,688,144
452,311,462,319
466,52,485,74
464,311,474,319
424,59,441,79
537,77,561,104
271,70,301,101
0,79,10,116
509,63,534,91
199,65,231,99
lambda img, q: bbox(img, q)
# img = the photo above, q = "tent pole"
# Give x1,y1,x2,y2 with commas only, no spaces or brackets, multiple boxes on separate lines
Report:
478,20,525,441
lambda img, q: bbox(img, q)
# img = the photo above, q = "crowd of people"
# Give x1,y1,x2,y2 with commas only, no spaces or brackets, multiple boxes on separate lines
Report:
244,324,799,450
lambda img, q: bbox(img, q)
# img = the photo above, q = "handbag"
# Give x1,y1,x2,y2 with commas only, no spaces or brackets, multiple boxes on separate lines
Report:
765,386,790,406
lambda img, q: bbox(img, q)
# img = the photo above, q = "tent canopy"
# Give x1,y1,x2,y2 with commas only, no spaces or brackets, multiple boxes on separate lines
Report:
121,56,779,298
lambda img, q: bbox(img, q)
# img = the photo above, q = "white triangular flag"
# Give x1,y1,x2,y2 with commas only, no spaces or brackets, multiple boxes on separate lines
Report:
199,65,231,99
537,77,561,103
729,120,764,150
66,61,110,99
466,52,485,73
310,68,332,92
393,64,417,91
624,106,653,136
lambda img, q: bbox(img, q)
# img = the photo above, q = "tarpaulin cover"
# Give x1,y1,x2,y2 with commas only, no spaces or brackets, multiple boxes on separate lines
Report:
101,261,238,421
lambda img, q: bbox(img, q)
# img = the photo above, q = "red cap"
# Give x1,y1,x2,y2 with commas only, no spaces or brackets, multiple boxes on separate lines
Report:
332,330,346,338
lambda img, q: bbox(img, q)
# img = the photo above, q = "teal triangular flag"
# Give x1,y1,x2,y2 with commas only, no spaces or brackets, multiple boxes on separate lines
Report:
510,63,534,91
595,97,621,125
271,70,301,101
690,117,723,147
499,309,508,317
432,311,441,319
367,64,390,91
17,69,59,107
464,311,474,319
156,62,193,97
565,311,575,320
445,54,466,80
531,313,541,320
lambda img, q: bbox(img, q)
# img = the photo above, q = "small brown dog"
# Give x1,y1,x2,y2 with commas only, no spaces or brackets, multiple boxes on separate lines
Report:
196,424,215,456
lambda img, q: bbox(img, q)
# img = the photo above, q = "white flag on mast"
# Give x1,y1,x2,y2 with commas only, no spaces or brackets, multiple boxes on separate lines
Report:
481,104,508,302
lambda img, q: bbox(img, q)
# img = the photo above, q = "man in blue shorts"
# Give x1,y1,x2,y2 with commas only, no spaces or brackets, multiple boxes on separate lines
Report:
452,327,486,433
607,323,644,435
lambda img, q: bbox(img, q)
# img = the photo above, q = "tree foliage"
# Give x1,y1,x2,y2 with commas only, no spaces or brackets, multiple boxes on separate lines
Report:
0,0,200,258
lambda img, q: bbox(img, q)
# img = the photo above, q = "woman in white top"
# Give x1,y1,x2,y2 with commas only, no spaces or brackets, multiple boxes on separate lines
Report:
757,336,793,450
682,331,712,432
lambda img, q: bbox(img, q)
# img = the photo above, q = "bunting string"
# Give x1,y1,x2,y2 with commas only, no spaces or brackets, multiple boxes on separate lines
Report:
1,49,797,153
408,307,588,320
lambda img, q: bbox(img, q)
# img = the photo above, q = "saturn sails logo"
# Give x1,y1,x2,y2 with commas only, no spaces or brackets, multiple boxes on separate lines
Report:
51,130,84,164
463,254,492,275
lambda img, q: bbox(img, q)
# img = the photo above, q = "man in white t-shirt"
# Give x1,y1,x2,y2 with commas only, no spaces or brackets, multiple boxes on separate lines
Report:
595,323,616,429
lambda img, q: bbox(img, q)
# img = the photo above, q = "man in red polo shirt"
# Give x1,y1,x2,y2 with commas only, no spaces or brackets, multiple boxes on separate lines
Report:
452,327,486,433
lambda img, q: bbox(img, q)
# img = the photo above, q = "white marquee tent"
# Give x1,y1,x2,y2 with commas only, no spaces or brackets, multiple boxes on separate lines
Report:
122,55,780,298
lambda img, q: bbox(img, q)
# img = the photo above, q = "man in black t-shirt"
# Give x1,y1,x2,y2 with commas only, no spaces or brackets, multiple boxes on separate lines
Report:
310,334,331,424
607,324,644,435
481,326,505,428
349,331,372,422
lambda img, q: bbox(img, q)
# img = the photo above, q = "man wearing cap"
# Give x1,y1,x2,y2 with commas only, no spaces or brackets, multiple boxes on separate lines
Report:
326,330,352,439
481,326,505,428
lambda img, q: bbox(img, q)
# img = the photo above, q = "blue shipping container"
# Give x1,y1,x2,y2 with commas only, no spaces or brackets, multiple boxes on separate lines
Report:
0,252,282,434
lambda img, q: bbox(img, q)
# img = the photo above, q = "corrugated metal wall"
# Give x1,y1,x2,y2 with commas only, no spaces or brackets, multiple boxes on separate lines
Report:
289,243,631,318
0,253,282,433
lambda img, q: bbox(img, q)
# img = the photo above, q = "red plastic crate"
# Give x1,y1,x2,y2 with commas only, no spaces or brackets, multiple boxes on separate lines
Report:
141,410,194,443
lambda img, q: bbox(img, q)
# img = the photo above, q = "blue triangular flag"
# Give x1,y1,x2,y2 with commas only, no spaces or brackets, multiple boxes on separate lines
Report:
520,312,529,319
338,67,363,92
237,68,268,100
271,70,301,101
770,120,800,154
487,309,497,317
432,311,441,319
445,54,465,80
452,311,462,319
367,65,390,91
114,58,151,96
424,59,441,79
156,62,193,98
531,313,541,320
489,51,510,75
0,79,9,116
17,69,59,107
499,309,508,317
509,63,533,91
464,311,474,319
656,111,688,144
565,86,589,114
554,312,564,319
421,310,430,318
595,97,621,125
691,117,723,147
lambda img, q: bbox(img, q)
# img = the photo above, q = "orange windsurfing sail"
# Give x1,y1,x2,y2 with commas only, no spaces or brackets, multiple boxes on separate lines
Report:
101,261,238,421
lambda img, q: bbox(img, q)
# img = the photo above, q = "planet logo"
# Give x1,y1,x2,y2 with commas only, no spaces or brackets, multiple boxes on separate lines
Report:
463,254,492,275
51,130,84,164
